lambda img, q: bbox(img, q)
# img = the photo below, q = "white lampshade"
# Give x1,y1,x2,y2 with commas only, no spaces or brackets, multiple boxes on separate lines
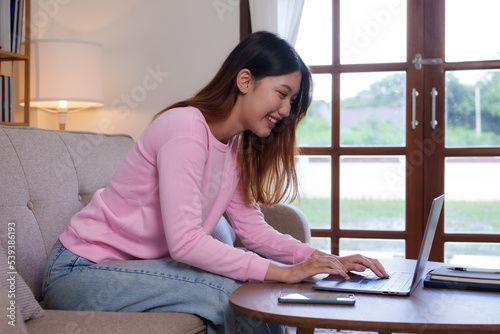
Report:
29,39,104,110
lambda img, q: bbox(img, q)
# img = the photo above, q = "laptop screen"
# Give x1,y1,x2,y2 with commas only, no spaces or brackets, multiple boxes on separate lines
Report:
410,194,444,293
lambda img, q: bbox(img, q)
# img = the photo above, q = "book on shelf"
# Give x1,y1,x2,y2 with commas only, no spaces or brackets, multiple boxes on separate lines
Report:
12,0,25,53
0,0,24,53
0,77,3,121
1,75,14,122
0,0,11,52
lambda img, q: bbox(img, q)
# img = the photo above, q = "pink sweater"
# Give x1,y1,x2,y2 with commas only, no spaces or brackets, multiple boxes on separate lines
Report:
60,106,316,281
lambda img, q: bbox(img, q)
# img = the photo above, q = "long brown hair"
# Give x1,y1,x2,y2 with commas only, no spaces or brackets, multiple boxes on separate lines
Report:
154,31,312,206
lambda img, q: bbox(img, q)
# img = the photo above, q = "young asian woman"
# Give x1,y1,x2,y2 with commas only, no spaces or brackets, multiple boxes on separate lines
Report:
42,31,388,334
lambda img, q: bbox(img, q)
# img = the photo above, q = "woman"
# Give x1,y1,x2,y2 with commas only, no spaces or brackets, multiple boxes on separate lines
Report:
43,31,388,333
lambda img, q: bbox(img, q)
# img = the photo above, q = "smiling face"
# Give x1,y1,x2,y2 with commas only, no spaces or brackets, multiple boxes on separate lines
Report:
237,70,302,138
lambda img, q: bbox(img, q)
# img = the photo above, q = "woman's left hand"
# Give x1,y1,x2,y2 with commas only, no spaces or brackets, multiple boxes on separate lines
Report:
312,250,389,279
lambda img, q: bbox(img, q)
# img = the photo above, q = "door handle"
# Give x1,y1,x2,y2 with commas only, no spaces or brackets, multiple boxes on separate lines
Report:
430,88,438,129
412,53,443,70
411,88,419,130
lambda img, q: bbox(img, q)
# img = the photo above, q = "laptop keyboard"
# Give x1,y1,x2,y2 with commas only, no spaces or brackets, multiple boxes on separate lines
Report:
356,271,413,291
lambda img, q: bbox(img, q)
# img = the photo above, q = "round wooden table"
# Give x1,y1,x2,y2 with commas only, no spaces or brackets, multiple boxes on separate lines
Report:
229,259,500,334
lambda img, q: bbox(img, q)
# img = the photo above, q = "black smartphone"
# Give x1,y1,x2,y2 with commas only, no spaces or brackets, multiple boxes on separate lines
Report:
278,291,355,305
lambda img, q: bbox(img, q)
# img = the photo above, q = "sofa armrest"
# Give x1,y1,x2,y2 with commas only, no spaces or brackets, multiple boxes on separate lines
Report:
259,204,311,244
232,204,311,247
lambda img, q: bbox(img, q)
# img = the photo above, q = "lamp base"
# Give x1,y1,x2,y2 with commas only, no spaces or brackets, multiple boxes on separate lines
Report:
58,111,67,130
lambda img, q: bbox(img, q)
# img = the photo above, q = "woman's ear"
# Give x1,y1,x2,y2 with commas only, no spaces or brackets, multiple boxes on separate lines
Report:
237,69,252,94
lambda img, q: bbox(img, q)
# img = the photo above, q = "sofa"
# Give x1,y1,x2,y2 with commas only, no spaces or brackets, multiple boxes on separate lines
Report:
0,125,311,334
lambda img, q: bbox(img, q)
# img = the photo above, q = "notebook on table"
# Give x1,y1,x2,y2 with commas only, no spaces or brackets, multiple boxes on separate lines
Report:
423,263,500,292
313,194,444,296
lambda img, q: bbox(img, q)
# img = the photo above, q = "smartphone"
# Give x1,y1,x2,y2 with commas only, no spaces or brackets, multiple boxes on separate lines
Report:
278,291,355,305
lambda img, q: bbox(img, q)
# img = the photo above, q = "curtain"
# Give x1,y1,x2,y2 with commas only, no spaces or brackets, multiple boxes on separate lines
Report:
248,0,305,46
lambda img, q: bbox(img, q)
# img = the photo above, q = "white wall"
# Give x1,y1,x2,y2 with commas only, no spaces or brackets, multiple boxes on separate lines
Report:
30,0,240,140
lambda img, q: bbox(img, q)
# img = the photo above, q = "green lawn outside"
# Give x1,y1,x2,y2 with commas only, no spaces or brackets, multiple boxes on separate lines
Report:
291,198,500,257
292,198,406,230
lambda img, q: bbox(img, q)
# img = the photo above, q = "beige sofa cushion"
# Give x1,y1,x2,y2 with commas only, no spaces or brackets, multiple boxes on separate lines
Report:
0,126,134,301
0,247,44,323
25,310,206,334
0,285,28,334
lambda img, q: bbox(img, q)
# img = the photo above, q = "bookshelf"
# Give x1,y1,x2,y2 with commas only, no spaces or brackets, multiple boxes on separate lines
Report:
0,0,30,126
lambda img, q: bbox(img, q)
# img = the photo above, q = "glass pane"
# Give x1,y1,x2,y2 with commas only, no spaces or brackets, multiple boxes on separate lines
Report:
340,72,406,147
295,0,332,66
445,70,500,147
297,74,332,147
292,155,331,230
445,242,500,269
340,0,406,64
340,238,405,259
445,157,500,234
340,156,405,231
311,237,331,254
446,0,500,62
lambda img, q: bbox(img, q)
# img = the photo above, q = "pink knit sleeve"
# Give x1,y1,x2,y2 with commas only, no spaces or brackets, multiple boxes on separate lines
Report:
225,186,316,265
156,137,271,281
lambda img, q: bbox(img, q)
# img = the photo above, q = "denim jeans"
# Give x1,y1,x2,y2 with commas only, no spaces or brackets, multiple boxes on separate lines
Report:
43,240,284,334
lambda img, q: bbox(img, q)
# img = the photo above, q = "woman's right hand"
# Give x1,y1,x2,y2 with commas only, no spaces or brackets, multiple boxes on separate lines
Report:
265,254,350,284
265,252,388,284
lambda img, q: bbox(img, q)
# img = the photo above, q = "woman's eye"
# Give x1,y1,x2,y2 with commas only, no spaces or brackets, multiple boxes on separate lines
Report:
278,92,287,99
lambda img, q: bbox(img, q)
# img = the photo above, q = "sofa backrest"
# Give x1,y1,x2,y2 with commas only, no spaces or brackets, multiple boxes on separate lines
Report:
0,126,134,301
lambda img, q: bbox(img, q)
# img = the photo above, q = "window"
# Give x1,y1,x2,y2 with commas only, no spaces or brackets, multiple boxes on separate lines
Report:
241,0,500,267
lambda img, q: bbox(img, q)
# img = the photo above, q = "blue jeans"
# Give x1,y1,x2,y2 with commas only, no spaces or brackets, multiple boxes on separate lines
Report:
43,240,284,334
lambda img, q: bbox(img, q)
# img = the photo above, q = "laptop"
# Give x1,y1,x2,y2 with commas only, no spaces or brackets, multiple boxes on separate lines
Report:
313,194,444,296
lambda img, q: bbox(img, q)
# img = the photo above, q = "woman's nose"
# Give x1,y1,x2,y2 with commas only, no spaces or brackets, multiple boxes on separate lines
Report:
278,104,291,118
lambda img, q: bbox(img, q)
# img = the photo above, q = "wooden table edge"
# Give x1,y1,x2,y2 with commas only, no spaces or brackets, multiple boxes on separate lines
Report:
229,288,500,333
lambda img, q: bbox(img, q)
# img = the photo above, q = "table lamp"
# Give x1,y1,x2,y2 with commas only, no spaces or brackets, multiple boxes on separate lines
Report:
28,39,104,130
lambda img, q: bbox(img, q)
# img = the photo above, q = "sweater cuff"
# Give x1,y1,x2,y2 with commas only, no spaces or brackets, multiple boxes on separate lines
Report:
294,243,317,264
246,257,271,281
